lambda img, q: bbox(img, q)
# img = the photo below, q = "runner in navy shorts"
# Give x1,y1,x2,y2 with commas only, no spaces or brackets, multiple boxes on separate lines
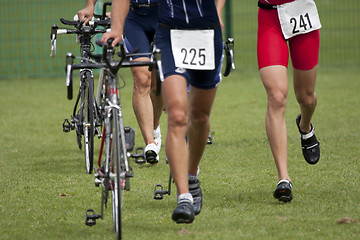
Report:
78,0,164,165
102,0,226,224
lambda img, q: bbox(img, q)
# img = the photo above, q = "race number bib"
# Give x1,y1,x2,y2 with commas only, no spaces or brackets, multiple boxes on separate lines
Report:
277,0,321,39
170,29,215,70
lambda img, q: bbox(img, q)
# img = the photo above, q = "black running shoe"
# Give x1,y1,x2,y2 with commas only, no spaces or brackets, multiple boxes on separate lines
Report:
273,180,293,202
189,176,203,215
171,199,195,224
296,114,320,165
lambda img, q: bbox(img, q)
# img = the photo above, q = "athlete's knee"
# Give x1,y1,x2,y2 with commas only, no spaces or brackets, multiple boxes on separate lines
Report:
167,108,188,129
267,91,287,111
133,71,151,95
296,92,317,108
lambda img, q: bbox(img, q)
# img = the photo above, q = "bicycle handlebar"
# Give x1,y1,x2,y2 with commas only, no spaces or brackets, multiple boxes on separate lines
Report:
50,18,111,58
65,40,164,98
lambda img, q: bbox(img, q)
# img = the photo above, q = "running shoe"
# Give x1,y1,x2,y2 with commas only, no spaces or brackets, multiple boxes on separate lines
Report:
189,176,203,215
144,143,159,164
153,125,161,157
273,179,293,202
171,199,195,224
207,129,213,144
296,114,320,165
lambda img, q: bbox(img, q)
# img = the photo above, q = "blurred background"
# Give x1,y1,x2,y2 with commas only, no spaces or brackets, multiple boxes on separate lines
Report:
0,0,359,79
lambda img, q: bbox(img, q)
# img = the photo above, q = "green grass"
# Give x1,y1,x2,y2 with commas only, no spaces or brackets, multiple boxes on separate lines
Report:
1,66,360,239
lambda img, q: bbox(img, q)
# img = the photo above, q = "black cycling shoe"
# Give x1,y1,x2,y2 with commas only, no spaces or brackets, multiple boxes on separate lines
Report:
171,199,195,224
273,180,293,202
189,176,203,215
296,114,320,165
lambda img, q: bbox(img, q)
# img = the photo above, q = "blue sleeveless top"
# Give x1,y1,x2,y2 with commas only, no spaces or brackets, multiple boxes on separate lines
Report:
158,0,220,29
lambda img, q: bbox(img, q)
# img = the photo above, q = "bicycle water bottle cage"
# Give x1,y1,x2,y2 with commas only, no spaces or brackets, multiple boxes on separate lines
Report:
124,126,135,152
85,209,101,226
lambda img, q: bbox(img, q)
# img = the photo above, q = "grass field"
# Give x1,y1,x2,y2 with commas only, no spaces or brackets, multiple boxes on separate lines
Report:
1,66,359,239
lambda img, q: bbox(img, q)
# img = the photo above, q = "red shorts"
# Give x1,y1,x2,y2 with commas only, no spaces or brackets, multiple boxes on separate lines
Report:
257,8,320,70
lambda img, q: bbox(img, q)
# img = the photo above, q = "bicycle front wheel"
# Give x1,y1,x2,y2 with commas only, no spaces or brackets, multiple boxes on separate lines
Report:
111,108,123,240
83,71,95,174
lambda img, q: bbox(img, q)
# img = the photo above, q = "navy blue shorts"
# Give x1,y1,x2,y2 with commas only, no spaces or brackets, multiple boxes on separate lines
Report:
124,7,158,59
154,25,223,90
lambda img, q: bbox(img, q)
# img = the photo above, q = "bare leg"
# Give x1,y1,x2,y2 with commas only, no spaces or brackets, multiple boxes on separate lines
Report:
162,75,189,195
131,57,156,145
260,65,290,181
150,70,163,130
293,65,318,133
187,86,217,176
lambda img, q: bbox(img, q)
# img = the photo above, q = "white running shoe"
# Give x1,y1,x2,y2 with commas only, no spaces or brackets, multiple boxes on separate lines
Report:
145,143,159,164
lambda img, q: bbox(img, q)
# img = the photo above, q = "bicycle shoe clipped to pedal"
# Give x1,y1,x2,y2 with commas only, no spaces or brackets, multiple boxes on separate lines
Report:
154,184,169,200
124,126,135,152
129,147,146,164
62,119,74,132
85,209,101,226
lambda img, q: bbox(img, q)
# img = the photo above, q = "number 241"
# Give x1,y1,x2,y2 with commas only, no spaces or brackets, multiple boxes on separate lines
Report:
290,13,313,34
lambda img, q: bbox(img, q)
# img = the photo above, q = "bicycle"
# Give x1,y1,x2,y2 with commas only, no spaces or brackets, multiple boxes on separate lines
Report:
64,38,163,240
50,16,111,174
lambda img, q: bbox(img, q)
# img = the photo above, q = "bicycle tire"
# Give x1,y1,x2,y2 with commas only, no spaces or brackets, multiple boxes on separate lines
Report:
111,108,122,240
84,71,95,174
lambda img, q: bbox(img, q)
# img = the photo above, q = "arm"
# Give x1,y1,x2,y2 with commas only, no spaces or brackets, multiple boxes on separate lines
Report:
101,0,130,47
77,0,98,25
215,0,226,29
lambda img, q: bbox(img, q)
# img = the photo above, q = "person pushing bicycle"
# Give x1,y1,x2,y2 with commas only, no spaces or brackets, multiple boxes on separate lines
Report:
78,0,164,165
102,0,226,224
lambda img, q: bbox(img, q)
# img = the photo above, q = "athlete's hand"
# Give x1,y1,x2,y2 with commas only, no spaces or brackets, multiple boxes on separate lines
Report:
77,6,94,25
101,30,123,47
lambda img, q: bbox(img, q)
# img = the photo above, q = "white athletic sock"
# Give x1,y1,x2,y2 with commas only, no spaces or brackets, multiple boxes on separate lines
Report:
178,193,193,204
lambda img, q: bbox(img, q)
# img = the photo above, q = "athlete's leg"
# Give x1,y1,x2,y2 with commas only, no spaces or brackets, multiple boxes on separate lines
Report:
150,70,163,130
131,58,156,145
290,30,320,132
162,74,189,195
260,66,290,181
293,66,318,132
187,85,217,176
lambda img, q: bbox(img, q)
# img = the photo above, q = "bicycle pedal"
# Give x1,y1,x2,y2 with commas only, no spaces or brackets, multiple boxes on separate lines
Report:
85,209,101,226
62,119,73,132
154,184,168,200
130,147,146,164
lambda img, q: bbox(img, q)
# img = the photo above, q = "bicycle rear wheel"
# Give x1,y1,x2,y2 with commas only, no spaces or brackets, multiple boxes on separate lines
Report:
83,71,95,174
111,108,123,240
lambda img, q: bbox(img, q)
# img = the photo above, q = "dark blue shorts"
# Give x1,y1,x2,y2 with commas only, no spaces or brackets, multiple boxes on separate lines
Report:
124,7,158,59
154,25,223,90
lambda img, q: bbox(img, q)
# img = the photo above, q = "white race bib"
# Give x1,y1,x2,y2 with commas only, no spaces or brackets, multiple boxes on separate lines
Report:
170,29,215,70
277,0,321,39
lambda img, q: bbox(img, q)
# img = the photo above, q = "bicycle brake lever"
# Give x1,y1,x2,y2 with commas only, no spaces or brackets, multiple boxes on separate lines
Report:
50,24,58,58
153,48,164,82
223,38,235,77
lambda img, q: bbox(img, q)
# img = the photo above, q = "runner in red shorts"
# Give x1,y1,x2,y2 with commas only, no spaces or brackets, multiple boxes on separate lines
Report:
257,0,321,202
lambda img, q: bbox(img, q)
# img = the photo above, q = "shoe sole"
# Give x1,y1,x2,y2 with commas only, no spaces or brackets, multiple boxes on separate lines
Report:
274,189,293,202
146,150,158,165
172,214,194,224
